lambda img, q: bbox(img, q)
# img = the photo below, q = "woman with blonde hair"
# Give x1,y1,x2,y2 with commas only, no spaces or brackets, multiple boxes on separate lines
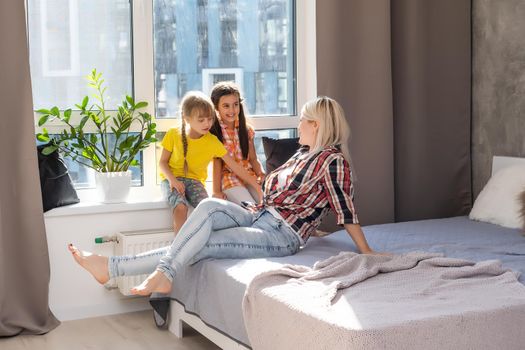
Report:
68,96,379,296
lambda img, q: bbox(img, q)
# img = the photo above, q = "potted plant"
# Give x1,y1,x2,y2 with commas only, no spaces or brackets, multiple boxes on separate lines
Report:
36,69,157,203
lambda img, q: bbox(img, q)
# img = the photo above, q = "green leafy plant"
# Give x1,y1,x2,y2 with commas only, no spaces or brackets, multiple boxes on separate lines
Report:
36,69,157,172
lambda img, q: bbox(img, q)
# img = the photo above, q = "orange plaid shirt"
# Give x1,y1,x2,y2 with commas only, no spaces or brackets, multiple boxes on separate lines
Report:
219,119,256,191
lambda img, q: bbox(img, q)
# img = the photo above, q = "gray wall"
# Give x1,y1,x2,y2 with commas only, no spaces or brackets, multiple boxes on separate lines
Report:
473,0,525,198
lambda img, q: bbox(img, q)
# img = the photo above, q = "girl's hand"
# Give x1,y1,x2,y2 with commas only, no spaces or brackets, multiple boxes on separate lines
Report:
212,191,227,200
254,184,263,204
256,172,266,184
222,154,263,202
171,179,185,195
246,175,263,203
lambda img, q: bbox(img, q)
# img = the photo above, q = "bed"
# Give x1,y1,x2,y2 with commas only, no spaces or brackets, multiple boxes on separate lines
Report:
150,156,525,349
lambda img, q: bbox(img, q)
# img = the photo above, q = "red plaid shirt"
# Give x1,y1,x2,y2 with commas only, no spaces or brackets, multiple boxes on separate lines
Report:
262,146,359,242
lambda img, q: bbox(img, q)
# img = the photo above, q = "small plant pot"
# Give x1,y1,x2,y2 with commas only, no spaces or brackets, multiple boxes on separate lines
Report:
95,171,131,204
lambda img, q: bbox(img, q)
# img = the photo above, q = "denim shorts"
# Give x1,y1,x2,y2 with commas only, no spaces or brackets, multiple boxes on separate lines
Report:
160,178,209,209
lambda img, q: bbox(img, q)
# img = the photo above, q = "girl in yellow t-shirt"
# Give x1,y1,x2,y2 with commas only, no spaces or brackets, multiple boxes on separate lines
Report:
159,91,262,235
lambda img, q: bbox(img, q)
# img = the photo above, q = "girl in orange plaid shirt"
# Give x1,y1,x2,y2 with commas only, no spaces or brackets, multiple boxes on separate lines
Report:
210,82,265,205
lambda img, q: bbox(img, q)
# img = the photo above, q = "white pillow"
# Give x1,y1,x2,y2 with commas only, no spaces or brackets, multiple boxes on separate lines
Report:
469,164,525,229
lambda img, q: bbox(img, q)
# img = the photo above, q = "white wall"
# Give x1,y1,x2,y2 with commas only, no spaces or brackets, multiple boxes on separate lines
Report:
45,202,172,321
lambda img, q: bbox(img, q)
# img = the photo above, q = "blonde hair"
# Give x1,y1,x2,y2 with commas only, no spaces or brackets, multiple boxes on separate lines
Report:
179,91,215,175
301,96,352,162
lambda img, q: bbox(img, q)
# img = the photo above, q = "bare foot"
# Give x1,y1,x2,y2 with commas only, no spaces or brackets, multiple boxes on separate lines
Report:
130,270,172,296
68,244,110,284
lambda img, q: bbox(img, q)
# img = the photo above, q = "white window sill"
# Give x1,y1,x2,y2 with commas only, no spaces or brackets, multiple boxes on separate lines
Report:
43,179,218,218
43,182,170,217
44,199,170,218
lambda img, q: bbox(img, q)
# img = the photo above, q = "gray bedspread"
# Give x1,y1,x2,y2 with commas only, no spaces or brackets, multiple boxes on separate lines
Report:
243,251,525,350
150,216,525,347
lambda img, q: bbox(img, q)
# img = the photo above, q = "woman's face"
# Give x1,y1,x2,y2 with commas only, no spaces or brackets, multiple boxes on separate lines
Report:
216,94,240,127
298,115,318,148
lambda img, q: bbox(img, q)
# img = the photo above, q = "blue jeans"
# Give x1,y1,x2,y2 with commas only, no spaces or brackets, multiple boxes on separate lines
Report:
108,198,302,281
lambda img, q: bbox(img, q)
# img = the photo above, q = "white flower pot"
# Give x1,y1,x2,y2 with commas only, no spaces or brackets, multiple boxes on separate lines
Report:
95,171,131,204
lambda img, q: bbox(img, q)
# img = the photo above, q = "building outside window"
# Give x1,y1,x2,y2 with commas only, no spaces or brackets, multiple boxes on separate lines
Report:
153,0,295,118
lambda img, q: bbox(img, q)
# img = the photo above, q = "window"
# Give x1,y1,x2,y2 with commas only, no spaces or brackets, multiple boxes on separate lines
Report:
27,0,139,189
153,0,295,118
29,0,316,200
202,68,244,96
27,0,133,110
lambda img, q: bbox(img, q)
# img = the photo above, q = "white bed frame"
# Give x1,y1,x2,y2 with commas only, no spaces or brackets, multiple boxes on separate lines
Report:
169,300,250,350
166,155,525,350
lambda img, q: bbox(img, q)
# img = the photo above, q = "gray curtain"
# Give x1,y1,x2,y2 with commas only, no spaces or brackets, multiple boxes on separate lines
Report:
317,0,395,226
0,0,60,336
317,0,471,225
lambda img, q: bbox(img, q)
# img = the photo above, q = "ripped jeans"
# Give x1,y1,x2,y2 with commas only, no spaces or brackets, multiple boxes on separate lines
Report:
108,198,302,281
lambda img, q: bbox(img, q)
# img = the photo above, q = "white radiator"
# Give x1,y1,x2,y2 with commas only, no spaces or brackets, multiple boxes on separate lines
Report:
114,228,173,296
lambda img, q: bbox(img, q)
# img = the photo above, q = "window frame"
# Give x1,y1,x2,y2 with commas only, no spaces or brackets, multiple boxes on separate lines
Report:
40,0,80,77
32,0,316,202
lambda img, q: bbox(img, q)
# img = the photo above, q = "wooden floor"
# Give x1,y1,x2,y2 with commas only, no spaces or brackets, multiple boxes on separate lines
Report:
0,310,220,350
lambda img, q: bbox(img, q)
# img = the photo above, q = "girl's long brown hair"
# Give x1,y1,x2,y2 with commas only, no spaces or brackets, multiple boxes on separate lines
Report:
209,81,250,159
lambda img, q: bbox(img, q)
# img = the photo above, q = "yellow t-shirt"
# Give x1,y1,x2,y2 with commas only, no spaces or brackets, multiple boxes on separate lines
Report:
160,127,227,184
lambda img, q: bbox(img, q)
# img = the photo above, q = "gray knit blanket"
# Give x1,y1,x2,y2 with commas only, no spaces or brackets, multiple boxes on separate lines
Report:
242,252,525,350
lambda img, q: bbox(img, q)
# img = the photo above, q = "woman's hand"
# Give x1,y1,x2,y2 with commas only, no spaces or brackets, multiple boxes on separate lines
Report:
355,244,392,256
360,249,392,256
344,223,375,255
212,191,227,200
170,179,185,195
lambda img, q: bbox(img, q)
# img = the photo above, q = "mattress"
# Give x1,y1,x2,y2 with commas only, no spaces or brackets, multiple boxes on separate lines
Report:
150,216,525,346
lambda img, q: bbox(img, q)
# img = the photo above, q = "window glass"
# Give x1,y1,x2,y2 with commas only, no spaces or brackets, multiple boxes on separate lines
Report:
38,134,143,189
27,0,133,110
153,0,295,118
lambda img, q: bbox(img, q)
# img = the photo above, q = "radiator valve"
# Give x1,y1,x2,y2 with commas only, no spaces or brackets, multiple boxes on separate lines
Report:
94,235,118,244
